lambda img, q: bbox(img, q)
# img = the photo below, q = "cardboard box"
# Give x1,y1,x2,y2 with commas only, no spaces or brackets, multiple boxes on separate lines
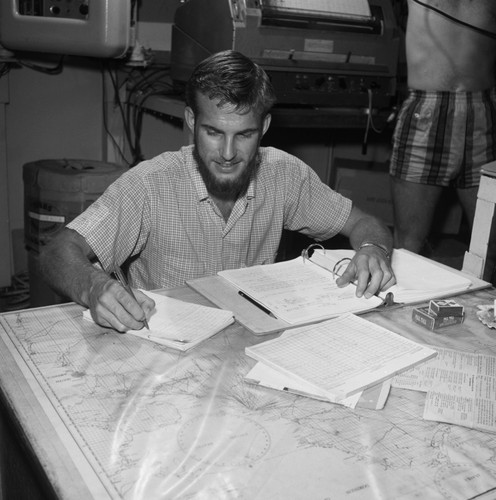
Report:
428,299,464,318
412,306,465,331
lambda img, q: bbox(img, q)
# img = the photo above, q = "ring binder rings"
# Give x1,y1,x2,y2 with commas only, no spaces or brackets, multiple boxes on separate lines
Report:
302,243,352,279
301,243,324,261
307,247,488,304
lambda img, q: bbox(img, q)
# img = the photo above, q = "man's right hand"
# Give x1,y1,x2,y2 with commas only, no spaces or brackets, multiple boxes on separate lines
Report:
87,276,156,332
39,228,155,332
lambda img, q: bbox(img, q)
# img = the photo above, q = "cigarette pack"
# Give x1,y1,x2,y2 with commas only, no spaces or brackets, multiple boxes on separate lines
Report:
412,306,465,331
428,299,464,318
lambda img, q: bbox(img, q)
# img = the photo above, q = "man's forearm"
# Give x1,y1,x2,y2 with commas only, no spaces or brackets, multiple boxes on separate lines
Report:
40,237,110,307
348,216,393,255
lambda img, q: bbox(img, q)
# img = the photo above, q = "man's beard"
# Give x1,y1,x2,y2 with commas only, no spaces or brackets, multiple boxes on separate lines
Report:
194,148,260,201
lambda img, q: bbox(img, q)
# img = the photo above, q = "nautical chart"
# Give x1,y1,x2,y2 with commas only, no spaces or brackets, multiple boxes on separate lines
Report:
1,303,496,500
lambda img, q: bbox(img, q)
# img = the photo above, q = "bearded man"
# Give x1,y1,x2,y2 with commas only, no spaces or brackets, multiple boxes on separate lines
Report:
41,50,395,332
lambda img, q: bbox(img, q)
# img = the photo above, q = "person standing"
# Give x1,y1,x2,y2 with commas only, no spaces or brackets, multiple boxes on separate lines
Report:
390,0,496,277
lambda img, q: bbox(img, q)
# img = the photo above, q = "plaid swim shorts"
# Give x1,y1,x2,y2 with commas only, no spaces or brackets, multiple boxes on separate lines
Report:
390,88,496,188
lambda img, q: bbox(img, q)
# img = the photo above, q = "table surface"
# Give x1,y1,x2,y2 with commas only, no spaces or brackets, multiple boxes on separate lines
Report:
1,286,496,500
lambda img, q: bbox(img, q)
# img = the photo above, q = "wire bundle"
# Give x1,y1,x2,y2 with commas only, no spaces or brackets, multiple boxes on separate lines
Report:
103,62,178,167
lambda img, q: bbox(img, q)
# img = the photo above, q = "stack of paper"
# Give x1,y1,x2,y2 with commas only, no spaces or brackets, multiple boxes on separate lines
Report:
84,290,234,352
245,313,437,403
245,360,392,409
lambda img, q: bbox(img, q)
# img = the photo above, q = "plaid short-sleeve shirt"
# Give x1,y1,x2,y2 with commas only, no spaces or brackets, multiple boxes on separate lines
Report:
67,146,352,289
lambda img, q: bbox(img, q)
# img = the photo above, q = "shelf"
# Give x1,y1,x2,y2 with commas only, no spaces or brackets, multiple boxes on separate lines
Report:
139,94,392,129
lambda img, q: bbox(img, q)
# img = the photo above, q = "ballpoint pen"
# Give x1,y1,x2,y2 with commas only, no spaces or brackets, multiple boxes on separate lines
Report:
238,291,277,319
113,267,150,330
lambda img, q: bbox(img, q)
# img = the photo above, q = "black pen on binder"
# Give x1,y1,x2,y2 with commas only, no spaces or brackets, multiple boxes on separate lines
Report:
114,266,150,330
238,291,277,319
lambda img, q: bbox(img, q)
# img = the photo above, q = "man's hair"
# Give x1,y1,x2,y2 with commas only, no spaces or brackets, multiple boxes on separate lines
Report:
185,50,277,118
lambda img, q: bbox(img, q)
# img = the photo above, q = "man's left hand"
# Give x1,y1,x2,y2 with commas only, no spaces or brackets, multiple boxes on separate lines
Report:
336,247,396,298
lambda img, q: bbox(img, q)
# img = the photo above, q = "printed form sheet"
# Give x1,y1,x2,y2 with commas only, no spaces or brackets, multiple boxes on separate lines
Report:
219,257,382,324
246,313,437,399
393,348,496,433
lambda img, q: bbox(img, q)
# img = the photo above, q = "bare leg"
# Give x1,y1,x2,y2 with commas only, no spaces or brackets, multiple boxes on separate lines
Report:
456,187,478,230
390,176,443,253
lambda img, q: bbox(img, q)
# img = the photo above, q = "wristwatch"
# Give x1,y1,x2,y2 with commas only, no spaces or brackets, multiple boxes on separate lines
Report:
358,241,392,260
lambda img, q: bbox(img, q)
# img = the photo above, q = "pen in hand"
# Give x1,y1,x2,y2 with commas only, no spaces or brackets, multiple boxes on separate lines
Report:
113,267,150,330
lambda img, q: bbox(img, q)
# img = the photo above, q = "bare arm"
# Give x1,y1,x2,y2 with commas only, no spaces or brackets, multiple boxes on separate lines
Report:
40,228,155,331
337,206,396,298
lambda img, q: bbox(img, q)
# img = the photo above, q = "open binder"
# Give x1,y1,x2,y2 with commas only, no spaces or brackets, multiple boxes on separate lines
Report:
307,246,487,304
187,246,490,336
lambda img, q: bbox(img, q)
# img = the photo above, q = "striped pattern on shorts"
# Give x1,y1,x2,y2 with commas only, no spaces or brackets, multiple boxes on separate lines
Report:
390,88,496,188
